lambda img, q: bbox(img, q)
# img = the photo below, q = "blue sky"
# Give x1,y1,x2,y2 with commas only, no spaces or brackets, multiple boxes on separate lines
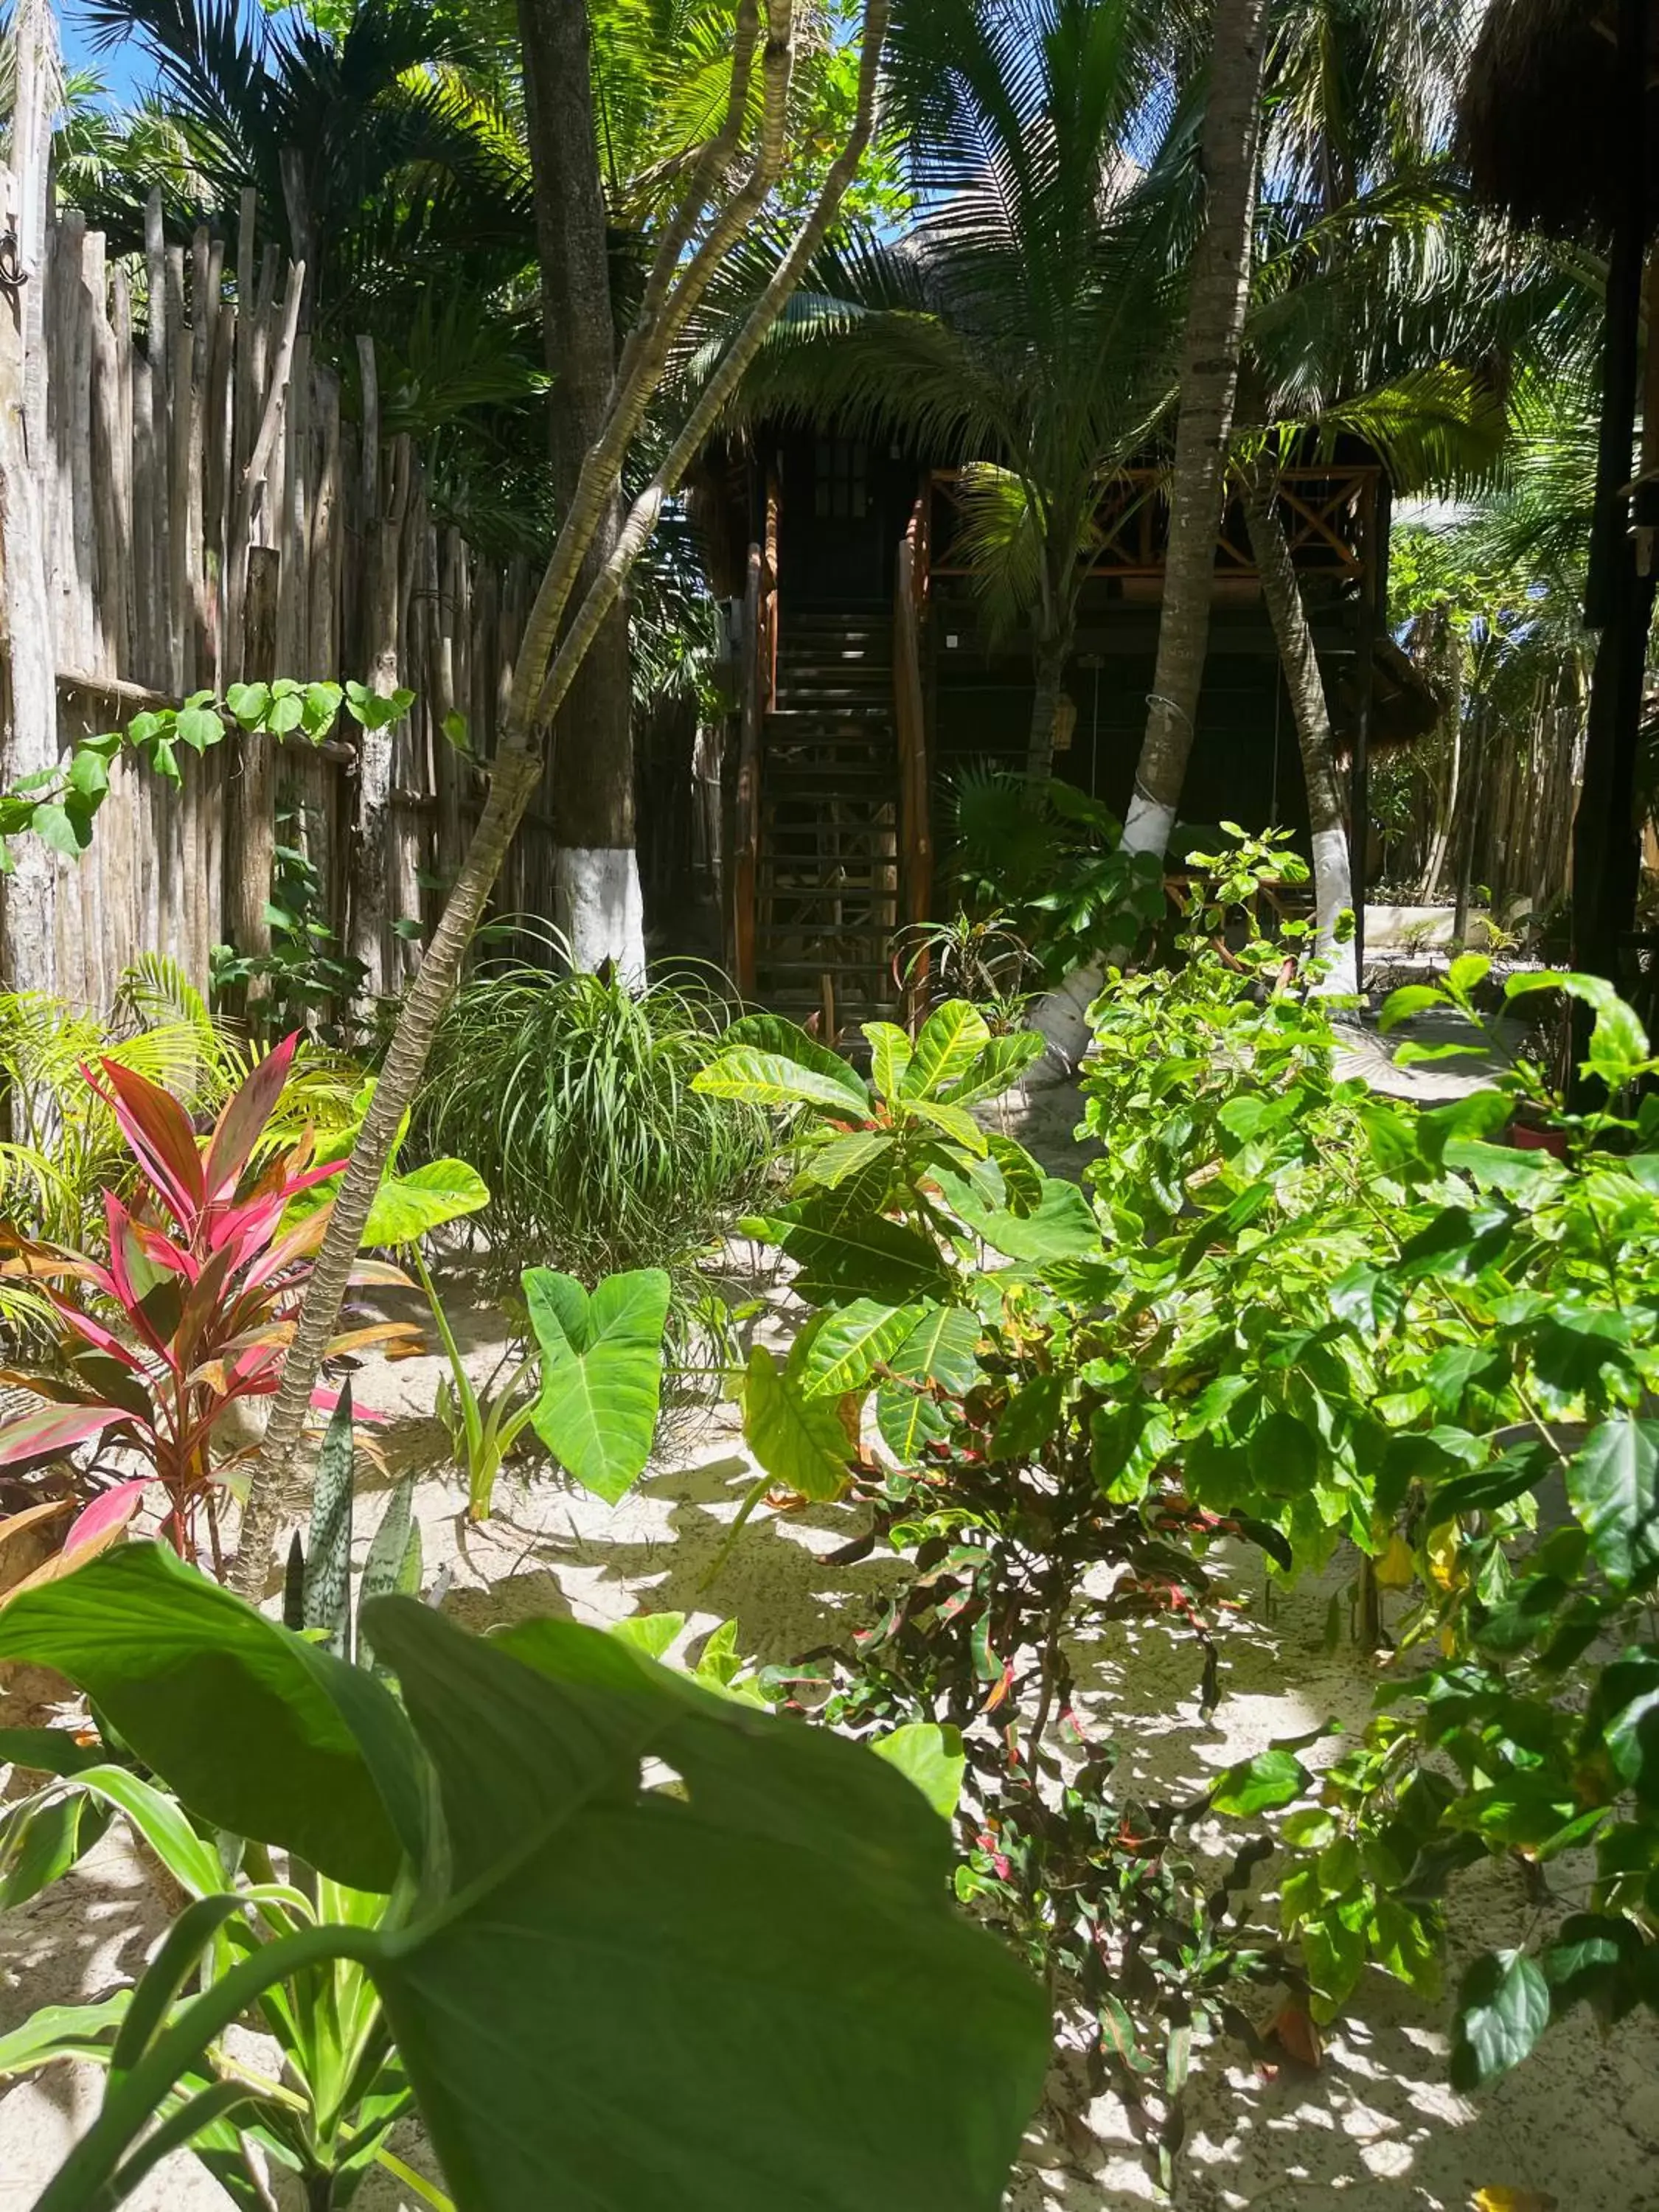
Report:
61,1,153,104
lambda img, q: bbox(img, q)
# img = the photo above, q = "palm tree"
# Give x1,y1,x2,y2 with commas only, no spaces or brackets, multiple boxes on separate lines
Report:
230,0,894,1594
1119,0,1269,859
80,0,535,324
1227,0,1587,990
518,0,641,973
734,0,1194,779
1030,3,1565,1053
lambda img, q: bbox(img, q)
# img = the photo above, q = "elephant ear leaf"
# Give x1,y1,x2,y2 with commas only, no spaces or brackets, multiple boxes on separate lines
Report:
524,1267,671,1504
361,1158,490,1246
0,1545,422,1891
357,1596,1051,2212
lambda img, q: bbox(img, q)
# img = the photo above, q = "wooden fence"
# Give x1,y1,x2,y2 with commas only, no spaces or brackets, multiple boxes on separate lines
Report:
0,95,553,1015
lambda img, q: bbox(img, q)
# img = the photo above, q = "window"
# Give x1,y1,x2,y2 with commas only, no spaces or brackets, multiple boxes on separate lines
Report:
813,438,867,521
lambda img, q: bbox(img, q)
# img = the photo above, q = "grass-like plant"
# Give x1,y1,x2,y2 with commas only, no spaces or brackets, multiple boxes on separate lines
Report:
410,942,773,1295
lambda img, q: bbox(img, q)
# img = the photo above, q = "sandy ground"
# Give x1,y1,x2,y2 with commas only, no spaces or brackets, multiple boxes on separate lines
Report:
3,1074,1654,2210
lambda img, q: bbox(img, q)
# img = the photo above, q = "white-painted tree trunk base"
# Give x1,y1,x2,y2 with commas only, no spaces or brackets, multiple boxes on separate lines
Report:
1029,959,1106,1082
1307,825,1360,1004
556,845,645,982
1121,790,1176,858
1026,795,1174,1077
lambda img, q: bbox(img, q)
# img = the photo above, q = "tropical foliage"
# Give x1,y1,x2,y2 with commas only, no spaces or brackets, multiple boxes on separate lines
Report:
0,1542,1048,2211
7,0,1659,2200
0,1033,417,1570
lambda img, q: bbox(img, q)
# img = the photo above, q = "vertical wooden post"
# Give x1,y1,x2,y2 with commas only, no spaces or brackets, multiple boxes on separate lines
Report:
1347,475,1382,1001
349,336,400,997
224,545,280,1024
1573,0,1654,1001
0,9,61,999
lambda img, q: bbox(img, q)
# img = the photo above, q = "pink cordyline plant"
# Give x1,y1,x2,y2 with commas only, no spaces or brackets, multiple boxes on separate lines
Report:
0,1034,414,1575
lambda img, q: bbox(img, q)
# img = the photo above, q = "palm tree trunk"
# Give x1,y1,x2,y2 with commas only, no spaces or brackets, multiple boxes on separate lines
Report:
519,0,643,977
1121,0,1270,859
1242,464,1357,998
227,0,891,1598
1025,627,1071,787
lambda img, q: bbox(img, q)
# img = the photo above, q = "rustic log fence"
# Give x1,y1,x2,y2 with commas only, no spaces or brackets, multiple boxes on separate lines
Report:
0,142,554,1015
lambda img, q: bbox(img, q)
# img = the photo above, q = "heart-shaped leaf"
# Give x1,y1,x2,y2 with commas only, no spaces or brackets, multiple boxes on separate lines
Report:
362,1157,491,1246
525,1267,671,1504
0,1545,422,1889
358,1599,1048,2211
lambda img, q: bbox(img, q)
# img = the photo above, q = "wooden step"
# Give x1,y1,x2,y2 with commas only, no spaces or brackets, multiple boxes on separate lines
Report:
752,608,905,1028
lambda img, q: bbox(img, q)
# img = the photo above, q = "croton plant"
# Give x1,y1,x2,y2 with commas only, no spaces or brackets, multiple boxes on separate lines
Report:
0,1033,417,1576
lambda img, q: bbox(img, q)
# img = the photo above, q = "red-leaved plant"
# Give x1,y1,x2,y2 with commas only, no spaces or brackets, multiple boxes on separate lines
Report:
0,1033,415,1574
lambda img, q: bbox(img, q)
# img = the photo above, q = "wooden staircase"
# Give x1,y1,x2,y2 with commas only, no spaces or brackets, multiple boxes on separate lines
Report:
751,608,902,1031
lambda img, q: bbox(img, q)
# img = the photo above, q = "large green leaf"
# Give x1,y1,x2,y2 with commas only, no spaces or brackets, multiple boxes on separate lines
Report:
524,1267,671,1505
362,1158,490,1247
877,1380,950,1461
933,1163,1099,1260
694,1047,871,1118
1209,1748,1310,1816
0,1787,110,1910
359,1599,1049,2212
799,1130,894,1189
800,1298,927,1398
0,1545,421,1890
891,1303,982,1397
862,1020,913,1101
876,1304,981,1461
717,1013,870,1104
0,1993,131,2076
1450,1949,1551,2089
902,1001,992,1099
1566,1417,1659,1588
935,1029,1044,1108
870,1722,966,1820
742,1346,854,1501
744,1201,953,1307
903,1096,989,1156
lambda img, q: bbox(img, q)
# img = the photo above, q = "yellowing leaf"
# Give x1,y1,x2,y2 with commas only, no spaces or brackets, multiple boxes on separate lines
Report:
1374,1534,1416,1590
1472,2189,1558,2212
1427,1523,1460,1590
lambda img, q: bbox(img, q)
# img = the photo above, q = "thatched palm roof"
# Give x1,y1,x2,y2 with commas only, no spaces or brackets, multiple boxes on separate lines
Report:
1458,0,1659,237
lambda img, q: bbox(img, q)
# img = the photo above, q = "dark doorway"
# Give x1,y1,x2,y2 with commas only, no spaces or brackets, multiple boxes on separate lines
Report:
778,433,905,607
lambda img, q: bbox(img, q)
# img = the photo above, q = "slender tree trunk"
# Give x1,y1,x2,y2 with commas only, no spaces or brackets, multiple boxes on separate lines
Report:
1121,0,1270,859
1452,698,1486,948
518,0,643,978
1029,0,1273,1086
1242,465,1357,998
227,0,888,1596
1024,625,1071,787
1417,613,1461,898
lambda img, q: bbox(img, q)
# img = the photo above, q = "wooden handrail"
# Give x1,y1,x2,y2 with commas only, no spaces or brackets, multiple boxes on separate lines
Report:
894,487,932,1026
926,462,1382,583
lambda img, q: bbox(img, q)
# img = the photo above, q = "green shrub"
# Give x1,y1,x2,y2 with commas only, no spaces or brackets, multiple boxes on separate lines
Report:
411,949,773,1291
